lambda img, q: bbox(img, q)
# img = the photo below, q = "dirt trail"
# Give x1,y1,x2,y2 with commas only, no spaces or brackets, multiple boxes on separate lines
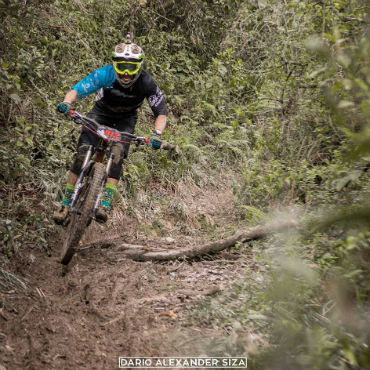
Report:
1,179,256,369
1,235,253,370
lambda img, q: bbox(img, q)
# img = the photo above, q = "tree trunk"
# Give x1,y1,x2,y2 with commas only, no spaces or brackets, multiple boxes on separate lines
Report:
120,219,297,261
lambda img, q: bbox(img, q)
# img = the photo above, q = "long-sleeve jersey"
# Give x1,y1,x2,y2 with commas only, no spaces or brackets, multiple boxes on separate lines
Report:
72,65,167,117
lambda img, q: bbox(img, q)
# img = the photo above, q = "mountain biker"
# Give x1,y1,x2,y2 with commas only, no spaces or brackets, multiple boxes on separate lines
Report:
53,36,167,224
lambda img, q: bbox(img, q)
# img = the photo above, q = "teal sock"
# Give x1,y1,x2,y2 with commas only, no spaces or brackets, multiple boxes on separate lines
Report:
61,184,74,207
101,183,116,210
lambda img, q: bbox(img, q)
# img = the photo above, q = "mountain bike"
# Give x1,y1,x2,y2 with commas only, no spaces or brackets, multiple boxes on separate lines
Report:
59,110,174,266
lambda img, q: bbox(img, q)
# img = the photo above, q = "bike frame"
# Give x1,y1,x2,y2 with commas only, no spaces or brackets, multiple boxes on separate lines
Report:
59,110,176,266
67,110,149,220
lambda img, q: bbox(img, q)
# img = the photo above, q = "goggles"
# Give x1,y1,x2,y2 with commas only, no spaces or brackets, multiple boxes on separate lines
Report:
113,60,141,75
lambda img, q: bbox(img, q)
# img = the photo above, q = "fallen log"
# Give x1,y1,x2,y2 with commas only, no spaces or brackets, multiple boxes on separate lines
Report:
121,219,298,261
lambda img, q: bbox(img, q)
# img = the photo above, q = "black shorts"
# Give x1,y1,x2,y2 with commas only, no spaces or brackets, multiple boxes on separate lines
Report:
70,104,138,179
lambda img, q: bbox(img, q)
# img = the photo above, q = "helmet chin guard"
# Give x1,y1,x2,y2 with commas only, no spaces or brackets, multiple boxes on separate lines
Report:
112,39,144,88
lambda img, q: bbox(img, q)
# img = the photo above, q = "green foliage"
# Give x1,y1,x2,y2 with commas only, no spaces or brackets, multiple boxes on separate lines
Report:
0,0,369,367
185,1,369,369
257,225,370,370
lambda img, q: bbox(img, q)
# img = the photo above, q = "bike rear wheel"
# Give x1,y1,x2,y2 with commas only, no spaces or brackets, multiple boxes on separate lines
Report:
60,162,106,265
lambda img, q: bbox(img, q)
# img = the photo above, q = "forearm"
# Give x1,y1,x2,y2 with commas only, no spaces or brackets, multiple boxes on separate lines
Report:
154,115,166,132
63,89,78,104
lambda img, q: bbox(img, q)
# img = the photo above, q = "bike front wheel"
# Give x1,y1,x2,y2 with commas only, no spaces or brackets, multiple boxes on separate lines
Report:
60,162,106,265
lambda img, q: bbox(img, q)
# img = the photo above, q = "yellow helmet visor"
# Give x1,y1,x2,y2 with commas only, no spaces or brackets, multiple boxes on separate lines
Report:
113,61,141,75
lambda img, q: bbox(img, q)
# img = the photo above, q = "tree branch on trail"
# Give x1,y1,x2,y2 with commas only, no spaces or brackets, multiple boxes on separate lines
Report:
118,219,298,261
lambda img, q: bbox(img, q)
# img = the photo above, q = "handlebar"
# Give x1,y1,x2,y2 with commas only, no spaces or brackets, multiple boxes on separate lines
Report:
67,109,176,150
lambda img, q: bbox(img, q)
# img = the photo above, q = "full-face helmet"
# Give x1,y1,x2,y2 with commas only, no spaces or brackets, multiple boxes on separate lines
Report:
112,35,144,88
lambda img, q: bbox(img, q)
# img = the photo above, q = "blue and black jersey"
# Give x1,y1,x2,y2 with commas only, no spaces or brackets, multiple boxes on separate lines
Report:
70,65,167,177
72,65,167,117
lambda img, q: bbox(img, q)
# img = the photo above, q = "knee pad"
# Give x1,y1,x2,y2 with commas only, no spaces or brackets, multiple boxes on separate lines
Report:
108,143,127,179
70,144,91,175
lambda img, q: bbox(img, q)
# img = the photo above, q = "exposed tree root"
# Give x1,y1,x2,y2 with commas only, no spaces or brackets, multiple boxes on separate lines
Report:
119,219,298,261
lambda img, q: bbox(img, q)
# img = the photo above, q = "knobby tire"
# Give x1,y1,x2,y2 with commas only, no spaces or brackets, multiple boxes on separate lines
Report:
60,162,106,265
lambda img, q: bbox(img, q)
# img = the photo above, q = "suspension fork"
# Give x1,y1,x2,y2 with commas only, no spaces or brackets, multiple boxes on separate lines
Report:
93,147,115,213
70,145,94,209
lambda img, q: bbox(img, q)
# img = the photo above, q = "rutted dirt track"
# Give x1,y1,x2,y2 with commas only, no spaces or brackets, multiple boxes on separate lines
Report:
1,234,254,370
0,178,260,370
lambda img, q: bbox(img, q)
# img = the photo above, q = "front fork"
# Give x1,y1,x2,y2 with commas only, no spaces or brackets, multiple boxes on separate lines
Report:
70,145,94,209
92,152,115,215
69,144,115,216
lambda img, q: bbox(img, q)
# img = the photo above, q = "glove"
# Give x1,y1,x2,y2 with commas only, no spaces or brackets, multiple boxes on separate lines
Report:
149,133,162,150
57,102,71,115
